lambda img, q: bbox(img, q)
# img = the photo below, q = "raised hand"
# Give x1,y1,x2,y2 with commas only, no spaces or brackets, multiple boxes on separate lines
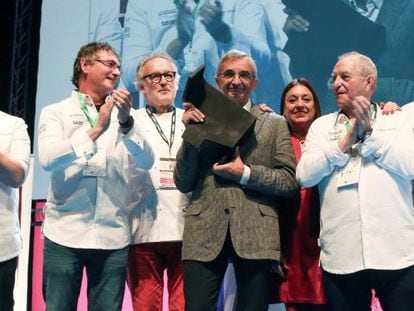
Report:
88,99,115,141
111,88,133,124
176,0,195,46
283,7,310,34
351,96,373,139
199,0,231,43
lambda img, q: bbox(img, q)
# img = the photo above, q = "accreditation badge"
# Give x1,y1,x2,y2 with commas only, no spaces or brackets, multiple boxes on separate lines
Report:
82,147,107,177
337,156,362,188
159,157,176,190
183,47,201,75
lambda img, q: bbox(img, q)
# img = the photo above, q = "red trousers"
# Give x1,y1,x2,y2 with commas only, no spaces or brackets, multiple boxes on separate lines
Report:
127,242,184,311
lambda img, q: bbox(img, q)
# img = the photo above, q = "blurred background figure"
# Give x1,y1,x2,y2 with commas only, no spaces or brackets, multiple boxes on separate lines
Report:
258,0,291,110
282,0,414,113
122,0,271,108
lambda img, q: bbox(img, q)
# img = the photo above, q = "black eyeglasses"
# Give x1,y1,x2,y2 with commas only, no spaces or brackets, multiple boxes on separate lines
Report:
95,59,121,71
218,70,254,82
142,71,176,83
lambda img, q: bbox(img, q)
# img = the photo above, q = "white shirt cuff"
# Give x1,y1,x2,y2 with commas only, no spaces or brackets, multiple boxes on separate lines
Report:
240,165,251,186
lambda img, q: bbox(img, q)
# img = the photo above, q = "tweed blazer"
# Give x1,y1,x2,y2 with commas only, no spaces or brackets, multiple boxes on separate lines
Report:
174,105,297,262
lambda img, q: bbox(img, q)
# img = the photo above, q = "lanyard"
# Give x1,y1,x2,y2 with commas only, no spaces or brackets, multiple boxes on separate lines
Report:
173,0,203,19
78,92,99,128
146,106,176,155
335,103,377,132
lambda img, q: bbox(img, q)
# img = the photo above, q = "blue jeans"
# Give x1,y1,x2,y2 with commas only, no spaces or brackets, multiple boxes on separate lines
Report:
43,238,128,311
0,256,18,311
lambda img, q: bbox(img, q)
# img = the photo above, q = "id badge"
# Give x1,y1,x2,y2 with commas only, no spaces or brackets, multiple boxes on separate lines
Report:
337,156,361,188
183,48,201,75
82,147,107,177
159,157,176,190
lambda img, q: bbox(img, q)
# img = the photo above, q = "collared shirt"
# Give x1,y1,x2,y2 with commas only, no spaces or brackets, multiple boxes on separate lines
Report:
129,107,189,244
239,100,253,185
349,0,383,21
297,104,414,274
243,100,252,112
0,111,30,262
38,91,154,250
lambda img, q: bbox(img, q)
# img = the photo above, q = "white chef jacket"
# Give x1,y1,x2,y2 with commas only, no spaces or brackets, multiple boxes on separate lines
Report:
38,91,154,249
129,107,189,244
297,104,414,274
0,111,30,262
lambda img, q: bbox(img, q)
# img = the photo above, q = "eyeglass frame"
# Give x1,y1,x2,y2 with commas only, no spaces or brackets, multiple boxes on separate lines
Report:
218,69,255,82
95,59,122,71
141,71,177,84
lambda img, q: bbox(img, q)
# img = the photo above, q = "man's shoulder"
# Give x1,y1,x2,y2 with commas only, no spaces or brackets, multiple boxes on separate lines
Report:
265,112,287,128
251,104,283,119
403,102,414,113
133,107,147,116
130,0,176,15
311,112,338,127
267,111,284,120
251,105,286,128
224,0,261,10
0,110,25,124
42,93,74,113
133,106,183,116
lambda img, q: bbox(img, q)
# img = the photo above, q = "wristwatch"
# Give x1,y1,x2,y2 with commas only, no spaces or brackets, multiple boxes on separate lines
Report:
119,116,134,129
358,129,372,143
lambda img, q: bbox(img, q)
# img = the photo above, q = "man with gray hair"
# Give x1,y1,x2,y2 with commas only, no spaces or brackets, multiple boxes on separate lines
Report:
297,51,414,310
127,53,201,311
174,49,297,311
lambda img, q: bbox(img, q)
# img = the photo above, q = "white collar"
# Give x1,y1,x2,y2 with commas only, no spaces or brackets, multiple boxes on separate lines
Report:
243,99,252,112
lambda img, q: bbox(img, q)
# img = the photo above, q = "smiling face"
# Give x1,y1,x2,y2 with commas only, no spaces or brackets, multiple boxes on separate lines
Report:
215,57,258,108
138,57,177,113
283,84,317,133
331,54,375,113
79,49,121,102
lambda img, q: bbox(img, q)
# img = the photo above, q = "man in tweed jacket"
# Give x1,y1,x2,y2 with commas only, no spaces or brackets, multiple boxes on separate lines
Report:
174,50,297,311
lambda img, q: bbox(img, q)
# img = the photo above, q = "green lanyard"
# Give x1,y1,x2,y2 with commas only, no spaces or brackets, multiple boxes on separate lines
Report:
78,92,99,128
341,103,377,132
173,0,202,19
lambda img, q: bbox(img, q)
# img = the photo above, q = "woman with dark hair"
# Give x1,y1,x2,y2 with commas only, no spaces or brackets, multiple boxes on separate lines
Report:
272,78,329,311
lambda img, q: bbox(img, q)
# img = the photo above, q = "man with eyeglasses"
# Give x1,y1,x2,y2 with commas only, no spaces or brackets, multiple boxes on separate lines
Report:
38,42,154,310
174,49,297,310
126,53,200,311
297,51,414,310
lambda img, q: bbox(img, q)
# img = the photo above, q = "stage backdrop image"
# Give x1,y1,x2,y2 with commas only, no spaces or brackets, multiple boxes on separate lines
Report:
32,0,414,310
34,0,414,198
